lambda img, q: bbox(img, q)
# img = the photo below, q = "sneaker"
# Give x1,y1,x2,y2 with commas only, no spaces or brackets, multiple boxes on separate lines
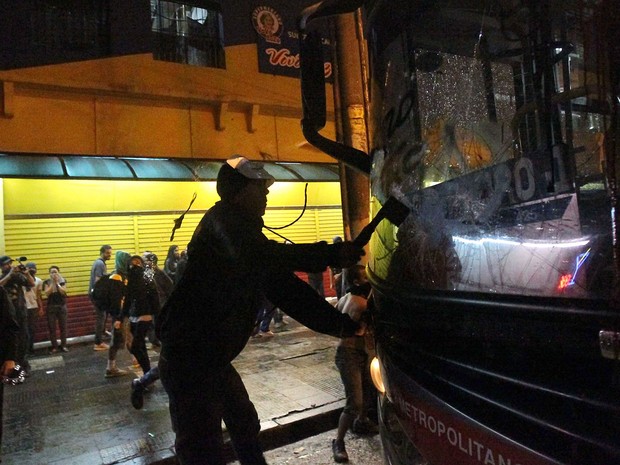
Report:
105,367,129,378
332,439,349,463
131,379,144,410
60,346,69,353
258,330,275,338
48,347,58,354
94,343,109,351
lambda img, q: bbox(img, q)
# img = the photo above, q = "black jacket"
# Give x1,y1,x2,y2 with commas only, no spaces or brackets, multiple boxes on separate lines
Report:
0,286,19,364
157,200,358,368
123,270,160,319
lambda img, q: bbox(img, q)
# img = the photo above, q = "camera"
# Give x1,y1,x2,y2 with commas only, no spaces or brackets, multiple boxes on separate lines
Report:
16,256,27,271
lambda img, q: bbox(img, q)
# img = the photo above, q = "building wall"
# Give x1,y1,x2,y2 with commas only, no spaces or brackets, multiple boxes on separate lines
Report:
0,1,343,344
0,45,335,162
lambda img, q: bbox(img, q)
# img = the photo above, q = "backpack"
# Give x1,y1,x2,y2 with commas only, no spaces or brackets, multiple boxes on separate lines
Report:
91,274,112,310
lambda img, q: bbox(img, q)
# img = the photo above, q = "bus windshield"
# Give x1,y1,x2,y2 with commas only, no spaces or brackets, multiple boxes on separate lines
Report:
366,0,615,299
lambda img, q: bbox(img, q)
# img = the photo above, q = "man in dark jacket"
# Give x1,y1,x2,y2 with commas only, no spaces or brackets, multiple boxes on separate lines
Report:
157,155,365,465
0,256,34,376
0,285,19,462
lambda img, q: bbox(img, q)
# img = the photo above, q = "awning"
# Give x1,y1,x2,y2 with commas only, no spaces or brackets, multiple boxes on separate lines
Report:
0,154,340,182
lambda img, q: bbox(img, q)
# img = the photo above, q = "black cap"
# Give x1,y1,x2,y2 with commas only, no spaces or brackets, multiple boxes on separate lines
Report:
0,256,13,266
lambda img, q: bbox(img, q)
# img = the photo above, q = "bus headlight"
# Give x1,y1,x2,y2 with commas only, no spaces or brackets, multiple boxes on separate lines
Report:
370,356,386,394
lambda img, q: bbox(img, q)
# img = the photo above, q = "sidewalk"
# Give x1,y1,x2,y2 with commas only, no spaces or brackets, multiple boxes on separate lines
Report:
1,320,346,465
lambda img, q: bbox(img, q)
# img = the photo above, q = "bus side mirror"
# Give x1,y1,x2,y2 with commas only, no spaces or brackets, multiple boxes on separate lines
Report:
300,30,327,130
297,0,371,175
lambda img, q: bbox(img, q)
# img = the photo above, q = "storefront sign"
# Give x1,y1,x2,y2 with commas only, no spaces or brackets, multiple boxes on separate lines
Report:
251,5,332,80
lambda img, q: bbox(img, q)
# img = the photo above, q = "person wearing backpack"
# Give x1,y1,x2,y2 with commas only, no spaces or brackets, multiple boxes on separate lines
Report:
104,251,131,378
90,245,112,351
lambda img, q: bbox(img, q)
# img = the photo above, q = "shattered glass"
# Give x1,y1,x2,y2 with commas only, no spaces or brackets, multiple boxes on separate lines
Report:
366,1,616,299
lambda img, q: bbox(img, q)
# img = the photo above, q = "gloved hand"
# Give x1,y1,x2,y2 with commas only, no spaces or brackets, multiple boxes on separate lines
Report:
328,241,365,268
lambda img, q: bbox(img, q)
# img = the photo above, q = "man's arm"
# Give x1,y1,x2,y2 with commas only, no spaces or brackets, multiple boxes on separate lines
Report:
264,271,359,338
0,268,14,287
93,260,106,282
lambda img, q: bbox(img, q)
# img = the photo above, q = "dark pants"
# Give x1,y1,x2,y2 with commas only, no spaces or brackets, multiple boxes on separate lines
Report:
335,346,375,418
159,355,267,465
256,305,277,333
108,320,125,361
130,320,152,373
92,299,108,345
14,304,29,370
47,304,67,349
26,307,39,352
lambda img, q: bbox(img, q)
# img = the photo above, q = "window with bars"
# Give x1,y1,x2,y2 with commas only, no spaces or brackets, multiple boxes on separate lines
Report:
151,0,225,68
29,0,108,54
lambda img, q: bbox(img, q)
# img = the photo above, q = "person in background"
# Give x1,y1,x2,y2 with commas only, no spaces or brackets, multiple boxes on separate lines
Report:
90,245,112,351
307,270,326,298
272,307,288,330
163,245,180,282
331,264,377,463
23,262,43,355
157,155,365,465
0,285,19,463
124,255,160,410
251,297,277,339
174,249,188,285
42,266,69,353
0,256,34,377
143,252,172,347
329,236,344,300
105,251,131,379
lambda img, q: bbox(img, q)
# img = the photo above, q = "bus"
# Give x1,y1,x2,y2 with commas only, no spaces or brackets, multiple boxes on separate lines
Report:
298,1,620,464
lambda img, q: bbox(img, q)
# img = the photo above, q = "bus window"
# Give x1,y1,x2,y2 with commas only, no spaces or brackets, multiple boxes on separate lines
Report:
366,6,613,300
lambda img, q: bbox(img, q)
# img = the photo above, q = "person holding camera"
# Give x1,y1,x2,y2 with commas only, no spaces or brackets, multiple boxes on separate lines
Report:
0,256,35,377
0,284,19,463
42,266,69,353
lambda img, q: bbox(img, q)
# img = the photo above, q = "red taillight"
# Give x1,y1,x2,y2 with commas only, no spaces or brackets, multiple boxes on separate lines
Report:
558,274,573,290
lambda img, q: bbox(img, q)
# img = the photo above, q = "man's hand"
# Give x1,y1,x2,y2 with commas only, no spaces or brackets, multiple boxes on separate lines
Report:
329,241,365,268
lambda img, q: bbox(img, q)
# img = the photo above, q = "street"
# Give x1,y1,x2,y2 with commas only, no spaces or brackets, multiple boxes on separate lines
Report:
235,429,385,465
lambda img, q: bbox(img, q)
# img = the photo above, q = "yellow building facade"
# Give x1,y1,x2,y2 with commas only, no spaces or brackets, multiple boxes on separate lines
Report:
0,1,343,330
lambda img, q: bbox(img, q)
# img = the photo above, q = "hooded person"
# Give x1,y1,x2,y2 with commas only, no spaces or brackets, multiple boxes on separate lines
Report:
156,155,365,465
104,250,131,378
126,255,161,409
